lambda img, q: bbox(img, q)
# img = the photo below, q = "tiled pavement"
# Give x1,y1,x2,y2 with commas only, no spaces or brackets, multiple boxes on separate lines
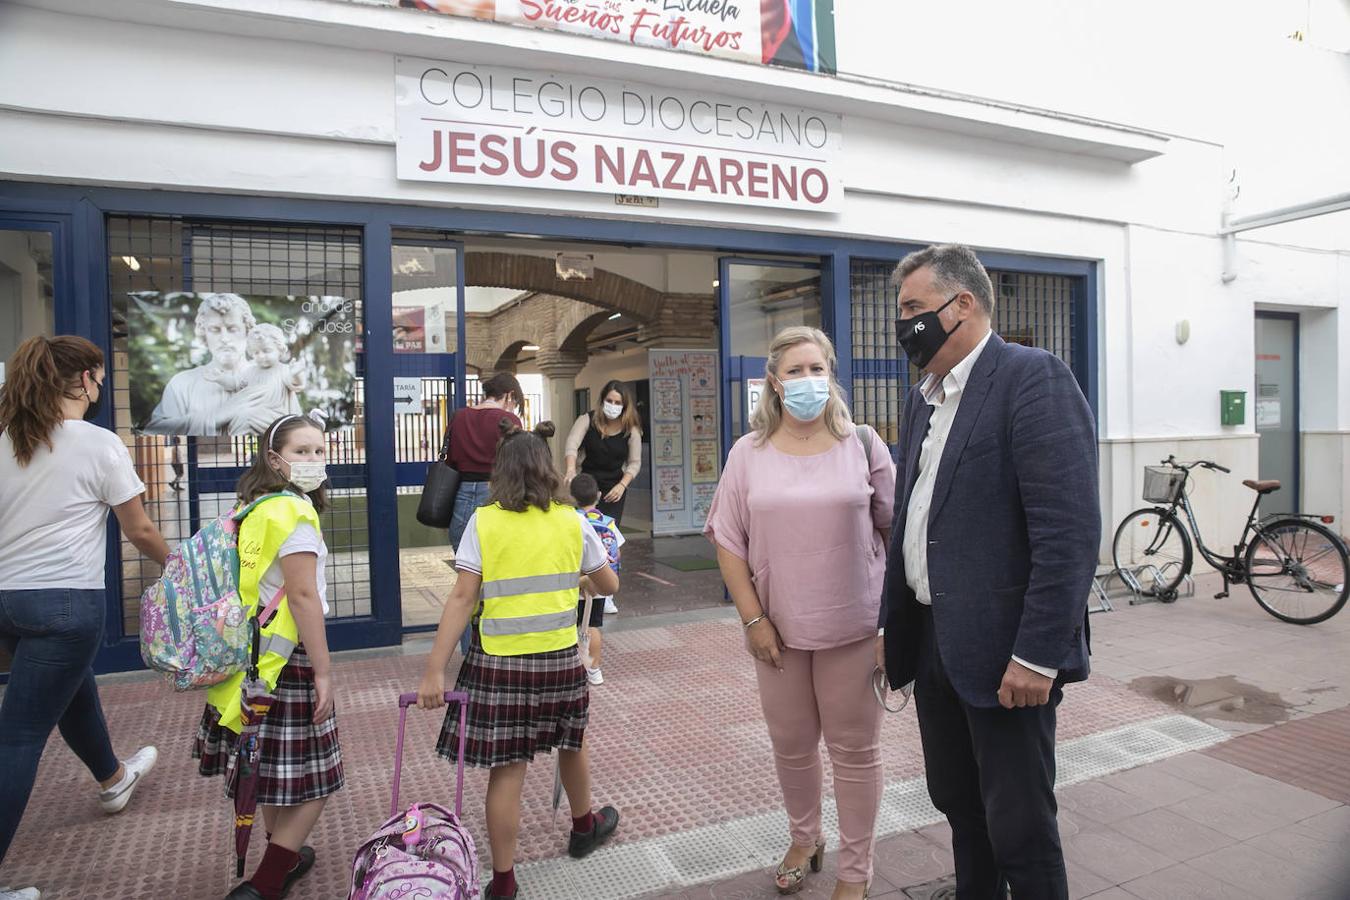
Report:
3,572,1350,898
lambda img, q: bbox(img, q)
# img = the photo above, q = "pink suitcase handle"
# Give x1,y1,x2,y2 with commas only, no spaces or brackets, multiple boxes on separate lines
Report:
392,691,468,818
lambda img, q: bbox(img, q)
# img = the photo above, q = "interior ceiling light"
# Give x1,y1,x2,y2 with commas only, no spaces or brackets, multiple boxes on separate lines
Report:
121,255,141,271
608,313,622,320
522,344,541,351
712,279,720,287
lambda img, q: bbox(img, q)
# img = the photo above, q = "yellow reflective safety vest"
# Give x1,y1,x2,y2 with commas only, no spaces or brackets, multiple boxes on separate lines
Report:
206,493,321,733
476,502,583,656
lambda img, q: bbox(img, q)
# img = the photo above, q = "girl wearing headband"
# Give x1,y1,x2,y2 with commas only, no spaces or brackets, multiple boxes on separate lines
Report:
194,410,340,900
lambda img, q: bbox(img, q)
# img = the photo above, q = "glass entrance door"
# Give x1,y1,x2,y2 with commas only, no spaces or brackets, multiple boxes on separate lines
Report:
1256,312,1299,511
388,240,467,631
717,259,823,452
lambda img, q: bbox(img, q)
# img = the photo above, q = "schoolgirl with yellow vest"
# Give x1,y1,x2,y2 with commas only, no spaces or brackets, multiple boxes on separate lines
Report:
193,413,340,900
418,420,621,900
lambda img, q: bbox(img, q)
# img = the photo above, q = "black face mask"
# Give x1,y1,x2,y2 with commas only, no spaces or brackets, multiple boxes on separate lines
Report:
83,373,104,422
896,294,962,370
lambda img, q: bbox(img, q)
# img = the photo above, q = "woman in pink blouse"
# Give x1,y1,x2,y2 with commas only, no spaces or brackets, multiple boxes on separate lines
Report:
705,326,895,900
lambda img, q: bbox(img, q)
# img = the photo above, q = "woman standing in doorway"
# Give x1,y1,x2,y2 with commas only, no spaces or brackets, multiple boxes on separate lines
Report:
704,327,895,900
563,381,641,527
0,336,170,900
445,373,524,654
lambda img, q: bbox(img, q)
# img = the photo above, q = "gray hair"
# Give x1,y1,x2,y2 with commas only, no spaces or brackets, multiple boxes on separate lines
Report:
194,292,257,336
891,244,995,316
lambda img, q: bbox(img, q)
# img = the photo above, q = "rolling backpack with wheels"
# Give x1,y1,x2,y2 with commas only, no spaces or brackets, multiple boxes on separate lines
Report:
347,691,478,899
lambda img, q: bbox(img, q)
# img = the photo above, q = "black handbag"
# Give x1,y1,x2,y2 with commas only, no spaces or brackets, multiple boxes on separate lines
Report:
416,409,461,528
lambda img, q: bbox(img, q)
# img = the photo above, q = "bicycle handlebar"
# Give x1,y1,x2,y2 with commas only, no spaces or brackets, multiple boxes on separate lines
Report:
1160,455,1230,474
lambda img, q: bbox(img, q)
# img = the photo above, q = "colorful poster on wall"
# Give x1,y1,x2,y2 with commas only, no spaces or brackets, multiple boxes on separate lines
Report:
392,306,426,353
392,0,837,73
653,421,684,466
126,291,357,436
649,349,720,535
690,395,716,438
393,301,449,354
690,439,719,483
652,378,683,421
656,466,685,511
691,482,718,524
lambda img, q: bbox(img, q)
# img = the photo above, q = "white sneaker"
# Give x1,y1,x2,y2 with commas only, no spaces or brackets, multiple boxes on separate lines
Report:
586,667,604,686
603,597,618,615
0,887,41,899
98,746,158,814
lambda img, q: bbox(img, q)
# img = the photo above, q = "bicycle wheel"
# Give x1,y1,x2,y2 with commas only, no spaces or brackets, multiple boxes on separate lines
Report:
1245,518,1350,625
1112,508,1193,597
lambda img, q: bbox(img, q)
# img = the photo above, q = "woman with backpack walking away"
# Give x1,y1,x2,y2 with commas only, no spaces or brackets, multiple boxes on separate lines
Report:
0,336,170,900
193,412,342,900
418,420,621,900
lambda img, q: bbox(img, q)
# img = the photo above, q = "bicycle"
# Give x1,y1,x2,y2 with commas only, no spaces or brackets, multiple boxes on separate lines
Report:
1110,455,1350,625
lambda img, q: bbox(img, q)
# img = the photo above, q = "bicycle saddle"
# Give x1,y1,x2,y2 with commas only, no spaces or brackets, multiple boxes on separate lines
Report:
1242,479,1281,494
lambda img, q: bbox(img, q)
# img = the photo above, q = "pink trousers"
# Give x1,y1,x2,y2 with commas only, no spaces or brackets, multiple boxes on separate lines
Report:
755,635,884,883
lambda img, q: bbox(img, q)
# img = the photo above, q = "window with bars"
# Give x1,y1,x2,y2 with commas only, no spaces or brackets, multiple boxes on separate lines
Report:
849,259,1079,447
107,216,370,635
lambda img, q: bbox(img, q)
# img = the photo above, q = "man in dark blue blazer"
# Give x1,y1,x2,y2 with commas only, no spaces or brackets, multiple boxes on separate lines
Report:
877,245,1100,899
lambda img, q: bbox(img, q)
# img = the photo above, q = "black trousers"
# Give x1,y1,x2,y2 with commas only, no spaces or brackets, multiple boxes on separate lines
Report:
913,606,1067,900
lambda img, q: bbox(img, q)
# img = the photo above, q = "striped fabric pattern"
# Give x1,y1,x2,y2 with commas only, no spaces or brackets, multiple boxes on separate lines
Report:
192,648,345,805
436,639,589,769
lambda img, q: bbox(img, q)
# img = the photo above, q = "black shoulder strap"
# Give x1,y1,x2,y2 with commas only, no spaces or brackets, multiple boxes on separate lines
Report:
439,407,460,462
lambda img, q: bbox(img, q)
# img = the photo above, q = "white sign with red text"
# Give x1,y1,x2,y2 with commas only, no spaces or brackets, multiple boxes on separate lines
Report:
395,57,843,212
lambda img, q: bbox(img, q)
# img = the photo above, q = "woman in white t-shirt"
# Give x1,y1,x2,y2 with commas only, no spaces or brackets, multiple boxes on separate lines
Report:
0,336,170,898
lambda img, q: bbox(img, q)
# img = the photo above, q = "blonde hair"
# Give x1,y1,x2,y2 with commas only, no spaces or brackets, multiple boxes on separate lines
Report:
750,326,852,445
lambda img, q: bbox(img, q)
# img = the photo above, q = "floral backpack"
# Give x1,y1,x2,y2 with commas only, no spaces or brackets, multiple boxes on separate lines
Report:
139,493,288,691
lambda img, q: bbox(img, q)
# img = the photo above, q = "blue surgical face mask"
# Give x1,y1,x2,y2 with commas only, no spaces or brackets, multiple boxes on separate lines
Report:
780,375,831,422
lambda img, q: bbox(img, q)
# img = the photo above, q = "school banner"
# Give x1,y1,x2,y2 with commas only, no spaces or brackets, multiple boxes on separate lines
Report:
393,0,837,73
126,291,357,436
649,349,719,536
396,57,843,212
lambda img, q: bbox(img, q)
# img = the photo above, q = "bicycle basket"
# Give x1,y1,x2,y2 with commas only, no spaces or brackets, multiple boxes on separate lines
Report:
1142,466,1184,504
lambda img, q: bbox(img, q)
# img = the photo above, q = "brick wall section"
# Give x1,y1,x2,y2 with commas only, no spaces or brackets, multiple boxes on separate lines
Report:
463,254,716,369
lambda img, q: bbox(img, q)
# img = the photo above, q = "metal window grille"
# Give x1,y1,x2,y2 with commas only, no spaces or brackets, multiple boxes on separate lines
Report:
107,216,369,634
849,259,912,448
393,376,544,464
849,260,1079,449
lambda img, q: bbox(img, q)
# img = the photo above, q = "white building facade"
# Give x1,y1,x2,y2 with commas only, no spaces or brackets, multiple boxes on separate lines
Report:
1,0,1346,669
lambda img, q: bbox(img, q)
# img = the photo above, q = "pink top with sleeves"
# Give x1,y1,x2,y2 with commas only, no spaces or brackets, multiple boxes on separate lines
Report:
704,426,897,650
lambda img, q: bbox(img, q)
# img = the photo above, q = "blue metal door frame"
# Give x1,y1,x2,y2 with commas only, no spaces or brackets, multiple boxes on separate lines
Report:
0,180,1101,671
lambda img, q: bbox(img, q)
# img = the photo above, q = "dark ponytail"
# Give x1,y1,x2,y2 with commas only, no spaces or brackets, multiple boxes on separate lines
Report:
0,335,104,466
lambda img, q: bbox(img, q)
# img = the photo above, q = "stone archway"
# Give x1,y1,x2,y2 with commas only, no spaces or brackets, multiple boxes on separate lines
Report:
466,252,664,323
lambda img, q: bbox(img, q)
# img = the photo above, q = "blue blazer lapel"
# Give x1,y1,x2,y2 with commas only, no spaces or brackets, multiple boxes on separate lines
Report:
928,335,1004,523
902,390,932,505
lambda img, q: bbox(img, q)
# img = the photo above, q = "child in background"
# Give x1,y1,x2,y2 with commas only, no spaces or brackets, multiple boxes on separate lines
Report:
568,474,623,686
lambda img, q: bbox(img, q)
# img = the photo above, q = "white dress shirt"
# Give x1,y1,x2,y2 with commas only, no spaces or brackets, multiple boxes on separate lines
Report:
902,330,1058,680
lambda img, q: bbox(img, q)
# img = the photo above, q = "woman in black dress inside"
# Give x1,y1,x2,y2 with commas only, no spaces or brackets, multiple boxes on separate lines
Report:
563,380,642,527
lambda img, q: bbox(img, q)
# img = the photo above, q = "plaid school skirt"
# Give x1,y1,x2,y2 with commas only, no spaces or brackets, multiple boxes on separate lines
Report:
192,648,344,806
437,635,589,769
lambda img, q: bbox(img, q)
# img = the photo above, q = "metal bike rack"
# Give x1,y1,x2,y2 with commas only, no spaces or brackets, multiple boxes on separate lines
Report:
1090,562,1195,612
